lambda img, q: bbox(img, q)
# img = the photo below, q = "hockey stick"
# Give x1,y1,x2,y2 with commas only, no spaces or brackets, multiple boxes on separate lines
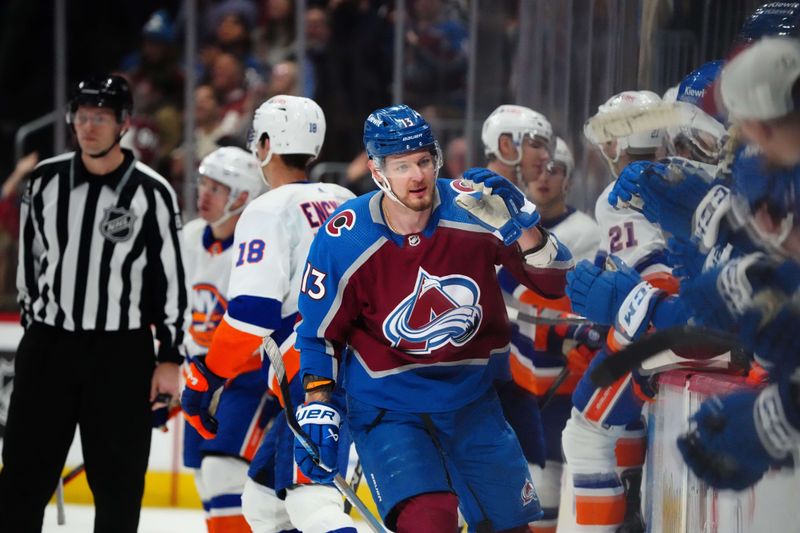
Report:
343,459,364,515
516,312,592,327
261,336,387,533
584,101,687,144
589,326,740,388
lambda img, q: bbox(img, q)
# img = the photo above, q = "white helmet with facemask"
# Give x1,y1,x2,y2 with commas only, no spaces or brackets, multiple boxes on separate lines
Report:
199,146,266,227
586,90,665,176
482,105,554,166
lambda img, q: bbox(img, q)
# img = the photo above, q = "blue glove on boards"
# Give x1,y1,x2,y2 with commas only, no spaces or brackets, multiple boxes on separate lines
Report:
677,390,781,491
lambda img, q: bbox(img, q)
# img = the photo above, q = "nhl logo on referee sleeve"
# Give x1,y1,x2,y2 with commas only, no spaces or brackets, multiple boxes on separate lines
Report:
100,206,137,242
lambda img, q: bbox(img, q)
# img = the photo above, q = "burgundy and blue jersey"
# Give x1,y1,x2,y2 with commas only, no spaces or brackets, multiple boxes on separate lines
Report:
296,178,573,412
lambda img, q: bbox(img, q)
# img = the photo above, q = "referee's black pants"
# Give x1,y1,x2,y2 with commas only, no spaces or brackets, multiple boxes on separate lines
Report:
0,323,155,533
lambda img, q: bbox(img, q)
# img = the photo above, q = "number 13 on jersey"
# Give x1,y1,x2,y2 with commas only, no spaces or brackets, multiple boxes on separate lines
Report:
301,261,327,300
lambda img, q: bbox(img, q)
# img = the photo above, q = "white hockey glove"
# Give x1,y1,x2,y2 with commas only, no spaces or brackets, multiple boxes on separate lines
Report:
455,167,540,246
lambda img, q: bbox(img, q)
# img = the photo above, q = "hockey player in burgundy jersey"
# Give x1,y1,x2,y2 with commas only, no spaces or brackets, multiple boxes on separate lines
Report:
292,104,573,533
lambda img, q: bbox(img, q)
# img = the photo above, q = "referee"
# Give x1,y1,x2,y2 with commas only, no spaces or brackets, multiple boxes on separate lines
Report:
0,75,188,532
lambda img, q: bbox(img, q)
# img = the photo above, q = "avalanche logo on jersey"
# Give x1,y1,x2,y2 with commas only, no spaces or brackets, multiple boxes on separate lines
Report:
189,283,228,348
383,267,482,356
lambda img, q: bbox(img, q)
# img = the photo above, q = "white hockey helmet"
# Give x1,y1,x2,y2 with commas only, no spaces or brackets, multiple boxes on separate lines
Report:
249,95,326,167
588,90,665,162
549,137,575,179
199,146,267,226
721,36,800,121
481,104,553,166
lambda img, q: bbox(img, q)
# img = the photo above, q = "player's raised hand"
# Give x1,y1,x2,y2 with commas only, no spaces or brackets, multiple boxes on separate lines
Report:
679,253,791,332
455,167,540,245
566,257,641,325
608,160,651,208
181,356,225,439
293,401,343,484
637,159,718,241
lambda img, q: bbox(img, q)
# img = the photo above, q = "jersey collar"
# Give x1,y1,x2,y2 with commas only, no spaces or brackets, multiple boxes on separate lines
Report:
202,225,235,254
72,149,135,192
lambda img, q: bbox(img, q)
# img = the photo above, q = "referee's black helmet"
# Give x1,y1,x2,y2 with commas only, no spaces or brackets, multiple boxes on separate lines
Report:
67,75,133,124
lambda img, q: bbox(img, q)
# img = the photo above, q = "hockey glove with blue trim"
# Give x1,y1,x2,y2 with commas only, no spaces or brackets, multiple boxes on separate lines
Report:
680,253,787,332
294,401,342,484
637,160,718,240
455,167,540,245
678,383,798,491
607,160,650,208
566,256,642,325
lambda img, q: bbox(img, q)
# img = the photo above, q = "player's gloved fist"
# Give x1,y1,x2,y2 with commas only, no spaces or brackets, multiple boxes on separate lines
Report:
677,387,793,491
637,158,716,240
566,256,641,325
680,253,787,332
666,237,709,280
294,401,342,484
455,167,540,245
608,160,650,208
181,356,225,439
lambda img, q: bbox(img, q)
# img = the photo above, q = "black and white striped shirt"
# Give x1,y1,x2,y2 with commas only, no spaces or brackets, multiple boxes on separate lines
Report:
17,149,188,363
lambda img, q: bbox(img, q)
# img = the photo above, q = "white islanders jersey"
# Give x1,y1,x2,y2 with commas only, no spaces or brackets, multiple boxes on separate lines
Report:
594,180,669,275
182,217,237,356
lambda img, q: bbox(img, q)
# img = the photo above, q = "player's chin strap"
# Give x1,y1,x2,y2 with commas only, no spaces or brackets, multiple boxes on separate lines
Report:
86,125,128,159
371,168,403,205
599,143,622,179
210,202,247,229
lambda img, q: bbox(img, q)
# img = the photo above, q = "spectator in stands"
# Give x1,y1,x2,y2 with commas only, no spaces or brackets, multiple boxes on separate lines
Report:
253,0,296,66
266,60,299,97
404,0,469,114
120,9,184,111
210,52,251,137
444,136,467,178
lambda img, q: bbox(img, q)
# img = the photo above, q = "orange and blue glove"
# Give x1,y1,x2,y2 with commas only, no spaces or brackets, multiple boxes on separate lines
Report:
181,356,225,439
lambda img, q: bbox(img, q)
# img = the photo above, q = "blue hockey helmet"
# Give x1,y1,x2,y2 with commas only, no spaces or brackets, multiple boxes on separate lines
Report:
670,61,728,164
677,61,724,115
363,104,443,204
363,104,438,160
737,2,800,45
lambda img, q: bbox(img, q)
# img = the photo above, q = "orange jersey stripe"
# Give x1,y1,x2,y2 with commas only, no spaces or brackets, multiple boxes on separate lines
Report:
575,494,626,526
205,318,262,378
615,436,646,468
642,271,680,294
519,289,573,313
509,355,580,396
207,514,250,533
584,373,632,423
